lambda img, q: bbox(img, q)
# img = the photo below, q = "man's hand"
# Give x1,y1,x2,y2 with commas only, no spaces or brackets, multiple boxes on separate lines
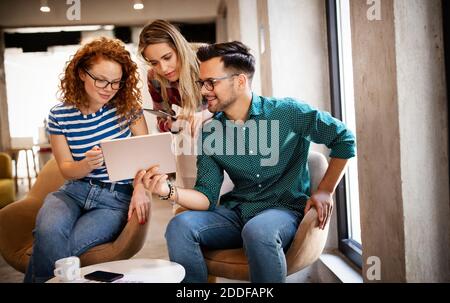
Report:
139,165,170,196
304,190,334,230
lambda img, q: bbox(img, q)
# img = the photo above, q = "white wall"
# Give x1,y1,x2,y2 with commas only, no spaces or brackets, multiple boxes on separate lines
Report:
238,0,262,95
267,0,330,112
215,0,261,94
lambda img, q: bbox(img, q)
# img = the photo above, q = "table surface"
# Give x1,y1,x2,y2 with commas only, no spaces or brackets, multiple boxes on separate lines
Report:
47,258,185,283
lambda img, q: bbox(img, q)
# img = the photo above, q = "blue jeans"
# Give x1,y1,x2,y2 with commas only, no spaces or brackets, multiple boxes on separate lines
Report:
165,206,301,283
24,180,131,283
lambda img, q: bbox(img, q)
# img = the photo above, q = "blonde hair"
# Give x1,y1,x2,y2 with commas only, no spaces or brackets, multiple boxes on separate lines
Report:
138,20,204,118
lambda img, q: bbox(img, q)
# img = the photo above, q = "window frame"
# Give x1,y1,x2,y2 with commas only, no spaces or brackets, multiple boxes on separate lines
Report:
325,0,362,268
443,0,450,193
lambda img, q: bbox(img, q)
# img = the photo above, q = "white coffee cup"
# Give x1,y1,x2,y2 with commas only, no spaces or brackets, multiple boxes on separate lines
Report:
54,256,81,282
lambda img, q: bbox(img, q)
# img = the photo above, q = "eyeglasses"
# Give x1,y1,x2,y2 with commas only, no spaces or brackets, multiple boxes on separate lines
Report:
195,74,239,91
83,68,125,90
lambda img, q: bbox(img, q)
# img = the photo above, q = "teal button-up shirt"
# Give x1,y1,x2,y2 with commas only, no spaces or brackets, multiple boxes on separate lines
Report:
194,93,356,220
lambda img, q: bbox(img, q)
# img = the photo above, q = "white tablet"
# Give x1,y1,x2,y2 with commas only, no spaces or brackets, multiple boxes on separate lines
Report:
100,132,176,182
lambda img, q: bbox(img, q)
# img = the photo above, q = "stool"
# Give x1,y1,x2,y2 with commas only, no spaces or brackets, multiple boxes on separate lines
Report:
9,137,38,191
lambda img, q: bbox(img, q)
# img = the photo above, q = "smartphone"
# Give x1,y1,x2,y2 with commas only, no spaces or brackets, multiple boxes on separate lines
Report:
84,270,124,282
143,109,177,120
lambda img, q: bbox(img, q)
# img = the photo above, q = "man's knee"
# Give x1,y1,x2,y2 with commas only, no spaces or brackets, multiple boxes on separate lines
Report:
165,211,196,241
241,219,281,246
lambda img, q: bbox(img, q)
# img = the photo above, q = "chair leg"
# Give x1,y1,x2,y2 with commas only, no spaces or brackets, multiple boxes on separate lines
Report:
14,156,18,193
31,149,38,177
25,150,31,190
207,275,217,283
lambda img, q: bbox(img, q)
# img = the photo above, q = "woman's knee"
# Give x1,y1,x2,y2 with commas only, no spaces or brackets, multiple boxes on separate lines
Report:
34,216,69,245
34,194,75,241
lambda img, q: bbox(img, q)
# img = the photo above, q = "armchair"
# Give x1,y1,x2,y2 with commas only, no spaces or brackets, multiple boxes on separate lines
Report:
0,158,149,273
202,151,330,281
0,152,15,208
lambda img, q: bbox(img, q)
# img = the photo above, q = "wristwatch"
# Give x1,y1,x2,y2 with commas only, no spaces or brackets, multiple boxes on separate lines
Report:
159,180,175,200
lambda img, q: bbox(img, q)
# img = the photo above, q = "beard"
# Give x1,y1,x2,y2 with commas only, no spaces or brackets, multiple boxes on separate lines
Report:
207,90,238,113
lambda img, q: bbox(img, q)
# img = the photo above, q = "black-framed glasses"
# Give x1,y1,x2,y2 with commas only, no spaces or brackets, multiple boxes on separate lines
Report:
195,74,239,91
83,68,125,90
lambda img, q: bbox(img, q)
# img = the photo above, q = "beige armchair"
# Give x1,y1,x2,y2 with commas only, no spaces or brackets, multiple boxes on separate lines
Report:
0,158,149,273
201,151,330,281
0,152,15,209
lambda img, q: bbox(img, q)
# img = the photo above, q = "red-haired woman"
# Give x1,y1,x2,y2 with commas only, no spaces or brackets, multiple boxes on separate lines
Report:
24,37,149,283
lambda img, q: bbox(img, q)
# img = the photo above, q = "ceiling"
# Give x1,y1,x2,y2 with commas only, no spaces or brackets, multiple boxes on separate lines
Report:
0,0,221,28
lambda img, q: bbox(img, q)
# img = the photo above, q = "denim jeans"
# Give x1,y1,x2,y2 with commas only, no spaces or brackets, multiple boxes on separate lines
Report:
24,180,131,283
165,205,301,283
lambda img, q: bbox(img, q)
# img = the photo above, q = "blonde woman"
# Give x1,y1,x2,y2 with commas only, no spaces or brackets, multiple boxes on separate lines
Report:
138,20,211,189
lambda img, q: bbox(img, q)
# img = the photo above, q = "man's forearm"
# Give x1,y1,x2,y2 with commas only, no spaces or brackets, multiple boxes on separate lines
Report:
317,158,349,194
174,187,211,210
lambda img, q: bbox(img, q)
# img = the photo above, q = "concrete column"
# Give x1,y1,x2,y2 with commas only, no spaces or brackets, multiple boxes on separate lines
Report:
265,0,330,111
0,29,11,151
351,0,449,282
216,0,229,43
394,0,449,283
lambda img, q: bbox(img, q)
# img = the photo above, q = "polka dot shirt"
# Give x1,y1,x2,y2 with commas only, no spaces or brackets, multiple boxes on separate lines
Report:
194,93,356,220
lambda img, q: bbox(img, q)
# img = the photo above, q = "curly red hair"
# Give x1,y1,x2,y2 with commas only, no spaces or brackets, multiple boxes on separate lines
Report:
59,37,142,124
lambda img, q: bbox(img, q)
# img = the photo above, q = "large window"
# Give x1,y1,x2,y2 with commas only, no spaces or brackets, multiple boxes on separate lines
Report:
4,26,153,143
326,0,362,268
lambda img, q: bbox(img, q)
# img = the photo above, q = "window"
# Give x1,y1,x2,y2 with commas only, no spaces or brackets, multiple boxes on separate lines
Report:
4,27,151,142
326,0,362,268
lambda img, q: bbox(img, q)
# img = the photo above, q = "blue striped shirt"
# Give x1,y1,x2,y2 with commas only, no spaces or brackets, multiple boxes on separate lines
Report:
47,103,132,183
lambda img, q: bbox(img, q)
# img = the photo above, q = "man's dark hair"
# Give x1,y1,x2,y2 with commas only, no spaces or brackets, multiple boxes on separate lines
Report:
197,41,255,80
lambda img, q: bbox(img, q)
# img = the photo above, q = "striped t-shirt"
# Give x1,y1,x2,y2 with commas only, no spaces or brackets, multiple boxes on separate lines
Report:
47,103,132,183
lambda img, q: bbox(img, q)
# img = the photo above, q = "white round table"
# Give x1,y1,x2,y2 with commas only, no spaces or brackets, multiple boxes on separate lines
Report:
47,258,185,283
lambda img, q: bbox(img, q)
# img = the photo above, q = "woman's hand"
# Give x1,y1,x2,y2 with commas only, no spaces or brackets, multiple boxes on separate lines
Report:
128,182,151,224
304,190,334,230
83,146,104,171
164,117,175,132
